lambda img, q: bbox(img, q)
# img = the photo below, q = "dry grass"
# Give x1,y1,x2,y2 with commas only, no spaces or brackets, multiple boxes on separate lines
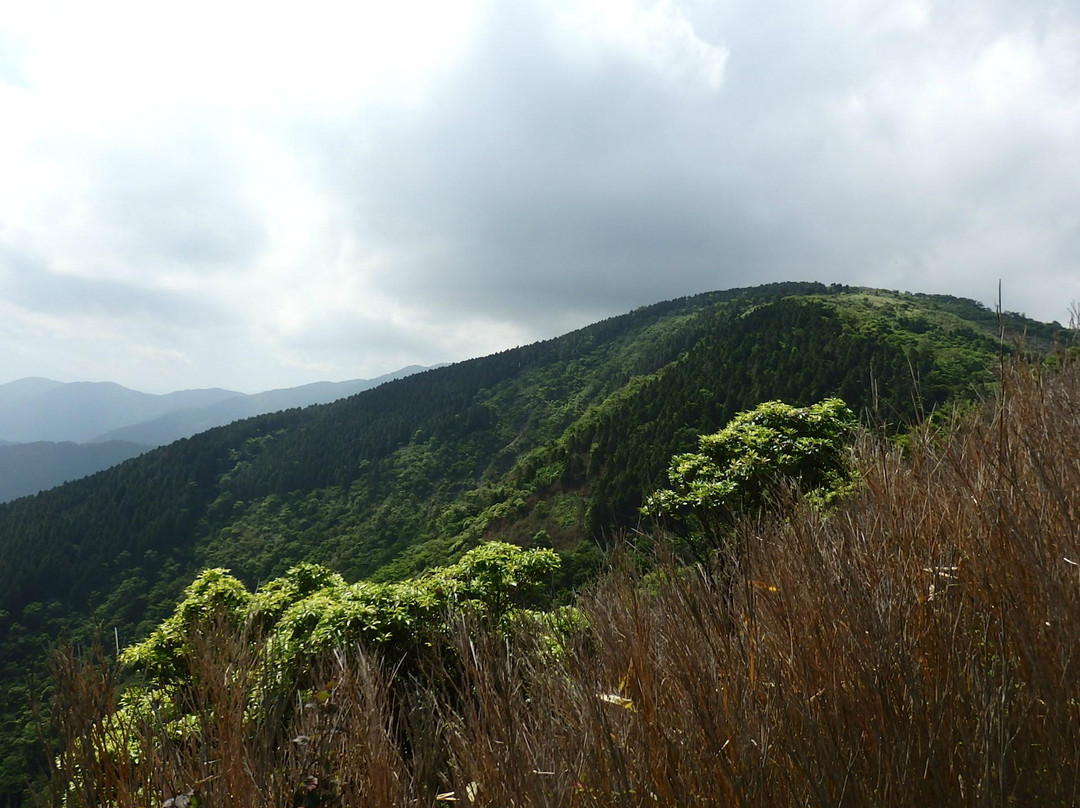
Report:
41,359,1080,806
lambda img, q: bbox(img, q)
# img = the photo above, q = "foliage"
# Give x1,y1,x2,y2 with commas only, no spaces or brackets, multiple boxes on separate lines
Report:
122,542,560,691
54,542,565,804
120,568,253,683
642,398,857,541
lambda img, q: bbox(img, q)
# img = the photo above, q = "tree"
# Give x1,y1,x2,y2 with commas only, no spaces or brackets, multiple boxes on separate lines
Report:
642,398,857,544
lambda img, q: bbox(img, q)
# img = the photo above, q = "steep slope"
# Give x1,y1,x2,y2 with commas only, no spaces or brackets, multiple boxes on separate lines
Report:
0,283,1060,622
0,368,432,503
0,283,1065,803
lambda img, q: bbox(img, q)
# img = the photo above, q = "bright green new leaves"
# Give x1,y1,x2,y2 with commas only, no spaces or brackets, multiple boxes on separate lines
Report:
424,539,562,612
120,567,254,682
642,398,857,538
102,542,564,787
122,542,561,688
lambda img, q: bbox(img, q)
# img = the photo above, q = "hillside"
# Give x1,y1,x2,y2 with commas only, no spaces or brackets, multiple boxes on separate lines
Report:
0,441,150,503
0,368,429,503
93,366,432,447
0,282,1066,803
47,357,1080,807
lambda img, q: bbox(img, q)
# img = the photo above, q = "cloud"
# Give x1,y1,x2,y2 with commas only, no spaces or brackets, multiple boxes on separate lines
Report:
319,0,738,321
1,0,1079,392
0,245,227,323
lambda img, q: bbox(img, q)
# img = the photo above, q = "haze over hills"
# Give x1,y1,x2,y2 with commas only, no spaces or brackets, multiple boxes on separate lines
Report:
0,379,242,444
0,366,431,446
93,366,433,447
0,366,430,502
0,282,1069,802
0,441,150,503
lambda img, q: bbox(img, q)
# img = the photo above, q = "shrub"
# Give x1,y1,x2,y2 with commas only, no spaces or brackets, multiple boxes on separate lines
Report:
642,397,857,541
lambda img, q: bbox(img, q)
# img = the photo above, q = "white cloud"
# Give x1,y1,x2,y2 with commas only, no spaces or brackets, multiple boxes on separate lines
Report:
551,0,728,89
0,0,1078,391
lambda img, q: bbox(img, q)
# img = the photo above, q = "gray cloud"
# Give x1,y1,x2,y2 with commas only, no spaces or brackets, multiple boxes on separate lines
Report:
0,244,228,324
32,116,270,276
326,3,741,320
310,0,1080,340
88,134,269,271
2,0,1079,391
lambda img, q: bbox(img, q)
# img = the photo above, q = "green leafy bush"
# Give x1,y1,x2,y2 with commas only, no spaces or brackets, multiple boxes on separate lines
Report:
642,398,857,541
122,541,560,690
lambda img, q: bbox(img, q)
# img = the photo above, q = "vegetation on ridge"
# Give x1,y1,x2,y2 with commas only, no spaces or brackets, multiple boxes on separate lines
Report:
45,397,857,804
642,397,858,542
43,357,1080,806
0,282,1068,803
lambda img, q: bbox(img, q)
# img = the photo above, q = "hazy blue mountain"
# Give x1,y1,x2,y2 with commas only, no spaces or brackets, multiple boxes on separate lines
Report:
0,367,431,446
0,440,150,502
0,377,65,410
94,365,432,446
0,379,242,443
0,367,432,500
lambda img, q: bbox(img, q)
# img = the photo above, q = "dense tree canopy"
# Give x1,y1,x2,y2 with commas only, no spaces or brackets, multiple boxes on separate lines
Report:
123,541,561,688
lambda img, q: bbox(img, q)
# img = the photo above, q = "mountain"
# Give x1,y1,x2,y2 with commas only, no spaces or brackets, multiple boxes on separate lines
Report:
0,368,431,503
0,368,431,447
0,380,242,444
0,282,1067,803
92,366,432,447
0,282,1063,622
0,378,64,411
0,441,151,503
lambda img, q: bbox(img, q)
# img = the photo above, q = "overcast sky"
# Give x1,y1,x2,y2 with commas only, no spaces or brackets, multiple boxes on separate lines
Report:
1,0,1078,393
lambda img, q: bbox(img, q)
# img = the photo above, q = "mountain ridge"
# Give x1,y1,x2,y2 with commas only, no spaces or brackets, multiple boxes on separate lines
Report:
0,440,151,503
0,282,1061,617
0,366,433,445
0,282,1068,803
0,379,243,444
92,365,433,446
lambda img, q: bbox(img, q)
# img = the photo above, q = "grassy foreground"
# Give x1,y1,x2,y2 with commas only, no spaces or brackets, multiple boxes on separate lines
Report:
42,358,1080,807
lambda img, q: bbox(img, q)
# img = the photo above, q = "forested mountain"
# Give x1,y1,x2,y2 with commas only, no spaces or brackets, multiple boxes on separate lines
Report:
0,282,1066,803
0,368,431,447
0,367,430,503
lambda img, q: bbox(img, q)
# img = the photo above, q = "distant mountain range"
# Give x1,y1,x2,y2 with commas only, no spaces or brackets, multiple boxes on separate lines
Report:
0,366,429,501
0,377,240,443
92,370,433,446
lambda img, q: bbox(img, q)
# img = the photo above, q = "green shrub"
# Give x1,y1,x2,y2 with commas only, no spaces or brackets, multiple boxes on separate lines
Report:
122,541,560,690
642,398,857,541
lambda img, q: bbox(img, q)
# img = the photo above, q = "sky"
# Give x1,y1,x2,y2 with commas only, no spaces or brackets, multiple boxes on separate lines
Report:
1,0,1078,393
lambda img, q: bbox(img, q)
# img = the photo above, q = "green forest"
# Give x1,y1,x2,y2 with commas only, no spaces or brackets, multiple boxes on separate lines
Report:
0,282,1070,805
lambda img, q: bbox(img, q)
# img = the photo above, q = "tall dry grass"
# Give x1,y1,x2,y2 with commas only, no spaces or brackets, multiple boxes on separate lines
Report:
41,359,1080,806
